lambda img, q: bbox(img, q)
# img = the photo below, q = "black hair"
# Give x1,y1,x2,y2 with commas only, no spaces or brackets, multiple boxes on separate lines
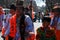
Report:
24,7,29,11
19,11,26,40
16,1,25,40
16,6,25,39
10,4,16,11
42,16,51,23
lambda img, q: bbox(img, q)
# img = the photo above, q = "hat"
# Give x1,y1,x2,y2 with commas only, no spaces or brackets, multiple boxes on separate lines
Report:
52,3,60,12
53,3,60,9
53,6,60,9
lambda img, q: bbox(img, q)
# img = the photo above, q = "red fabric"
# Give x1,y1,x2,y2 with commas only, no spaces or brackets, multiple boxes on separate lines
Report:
9,14,17,38
26,34,35,40
5,36,8,40
55,30,60,40
2,28,5,36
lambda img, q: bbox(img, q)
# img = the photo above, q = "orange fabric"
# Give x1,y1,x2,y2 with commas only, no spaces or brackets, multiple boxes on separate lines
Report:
2,28,5,36
26,34,35,40
5,36,8,40
9,14,17,38
55,30,60,40
18,34,35,40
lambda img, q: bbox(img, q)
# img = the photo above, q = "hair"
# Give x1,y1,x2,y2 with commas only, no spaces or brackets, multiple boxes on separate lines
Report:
42,16,51,23
19,8,26,40
24,7,29,12
16,1,26,40
10,4,16,11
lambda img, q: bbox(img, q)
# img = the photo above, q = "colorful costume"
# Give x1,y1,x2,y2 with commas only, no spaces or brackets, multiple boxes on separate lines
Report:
36,27,56,40
4,14,35,40
0,14,4,31
2,13,12,36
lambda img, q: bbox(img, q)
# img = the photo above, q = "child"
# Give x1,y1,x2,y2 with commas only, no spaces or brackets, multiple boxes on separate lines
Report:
36,16,56,40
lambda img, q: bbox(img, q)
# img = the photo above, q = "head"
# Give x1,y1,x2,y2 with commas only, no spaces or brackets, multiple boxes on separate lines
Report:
10,4,16,15
42,16,51,28
52,3,60,17
0,6,5,14
24,7,29,12
16,1,24,16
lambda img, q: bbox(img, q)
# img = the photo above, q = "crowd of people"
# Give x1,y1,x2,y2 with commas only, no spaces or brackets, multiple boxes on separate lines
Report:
0,1,35,40
0,1,60,40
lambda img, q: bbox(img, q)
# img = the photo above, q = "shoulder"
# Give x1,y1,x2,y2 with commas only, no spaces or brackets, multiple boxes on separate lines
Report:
11,14,16,18
25,15,30,18
10,14,16,21
25,15,31,21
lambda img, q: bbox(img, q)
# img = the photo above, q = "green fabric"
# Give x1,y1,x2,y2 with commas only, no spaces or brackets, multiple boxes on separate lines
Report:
37,27,56,40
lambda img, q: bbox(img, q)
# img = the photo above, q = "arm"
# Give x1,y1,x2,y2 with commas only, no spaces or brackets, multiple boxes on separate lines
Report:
25,15,34,32
4,23,10,37
3,17,11,37
25,15,35,40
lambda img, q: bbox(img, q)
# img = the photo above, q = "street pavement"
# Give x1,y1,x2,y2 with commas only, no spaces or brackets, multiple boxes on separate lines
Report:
0,20,42,40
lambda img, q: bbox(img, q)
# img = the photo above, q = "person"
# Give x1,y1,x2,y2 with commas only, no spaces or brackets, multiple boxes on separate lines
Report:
50,4,60,40
15,1,35,40
36,16,56,40
4,1,35,40
0,6,5,40
38,12,43,22
0,6,5,31
2,4,16,40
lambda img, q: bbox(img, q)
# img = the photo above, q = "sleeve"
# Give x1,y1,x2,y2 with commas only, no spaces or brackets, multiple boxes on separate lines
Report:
4,23,10,37
4,18,11,37
3,14,6,28
25,16,34,32
4,23,10,36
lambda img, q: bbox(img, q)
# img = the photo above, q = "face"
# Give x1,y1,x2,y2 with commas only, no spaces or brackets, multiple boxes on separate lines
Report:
43,21,50,28
0,7,3,14
10,9,15,15
16,6,23,16
53,12,59,16
52,9,60,17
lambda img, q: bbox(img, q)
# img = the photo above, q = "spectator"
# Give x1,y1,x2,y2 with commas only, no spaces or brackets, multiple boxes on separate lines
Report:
50,4,60,40
36,16,56,40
